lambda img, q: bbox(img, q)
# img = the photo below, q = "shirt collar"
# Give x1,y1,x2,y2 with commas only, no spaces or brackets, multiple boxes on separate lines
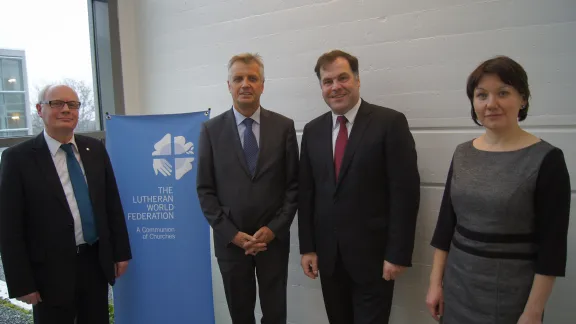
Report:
233,106,261,126
43,130,78,157
332,98,362,129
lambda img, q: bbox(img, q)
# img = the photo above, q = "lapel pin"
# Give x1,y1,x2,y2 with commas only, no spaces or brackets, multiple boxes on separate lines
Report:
86,148,90,151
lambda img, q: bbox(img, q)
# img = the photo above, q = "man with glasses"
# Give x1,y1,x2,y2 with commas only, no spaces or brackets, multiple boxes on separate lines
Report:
0,84,132,323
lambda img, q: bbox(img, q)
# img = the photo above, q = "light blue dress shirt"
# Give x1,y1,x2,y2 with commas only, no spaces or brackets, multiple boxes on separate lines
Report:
232,106,261,147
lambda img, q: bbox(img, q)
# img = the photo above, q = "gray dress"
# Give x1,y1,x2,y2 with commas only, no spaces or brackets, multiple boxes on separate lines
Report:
431,140,571,324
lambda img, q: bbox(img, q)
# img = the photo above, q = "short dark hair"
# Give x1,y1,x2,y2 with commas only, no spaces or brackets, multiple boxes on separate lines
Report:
466,55,531,126
314,50,359,80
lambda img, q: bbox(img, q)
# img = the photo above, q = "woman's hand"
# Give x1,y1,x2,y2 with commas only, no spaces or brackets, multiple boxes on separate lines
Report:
426,284,444,321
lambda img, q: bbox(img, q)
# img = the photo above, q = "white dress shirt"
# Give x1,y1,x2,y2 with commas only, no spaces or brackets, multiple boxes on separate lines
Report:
44,130,87,245
331,98,362,157
233,106,261,147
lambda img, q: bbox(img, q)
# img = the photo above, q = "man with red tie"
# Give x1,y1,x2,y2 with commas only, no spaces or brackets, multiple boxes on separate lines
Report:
298,50,420,324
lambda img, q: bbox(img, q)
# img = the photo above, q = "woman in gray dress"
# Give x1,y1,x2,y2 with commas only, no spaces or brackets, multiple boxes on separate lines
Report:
425,56,571,324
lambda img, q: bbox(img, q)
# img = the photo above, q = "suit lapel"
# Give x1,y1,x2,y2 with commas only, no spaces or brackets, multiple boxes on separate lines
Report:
75,136,99,206
253,108,271,179
336,101,372,190
224,108,251,178
31,134,73,215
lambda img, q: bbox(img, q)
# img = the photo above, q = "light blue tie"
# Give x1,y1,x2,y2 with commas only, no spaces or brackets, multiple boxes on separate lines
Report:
61,143,98,245
242,118,259,176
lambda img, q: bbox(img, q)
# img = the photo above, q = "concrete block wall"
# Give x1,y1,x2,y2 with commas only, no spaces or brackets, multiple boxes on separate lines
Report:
117,0,576,322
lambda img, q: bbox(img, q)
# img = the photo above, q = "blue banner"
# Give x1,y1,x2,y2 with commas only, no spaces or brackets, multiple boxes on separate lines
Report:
106,112,214,324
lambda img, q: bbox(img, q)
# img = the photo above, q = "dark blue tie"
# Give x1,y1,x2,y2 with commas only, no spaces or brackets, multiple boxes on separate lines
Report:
242,118,259,176
61,143,98,245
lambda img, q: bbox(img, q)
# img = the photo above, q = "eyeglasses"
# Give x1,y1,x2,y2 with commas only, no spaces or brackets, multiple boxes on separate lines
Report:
39,100,82,110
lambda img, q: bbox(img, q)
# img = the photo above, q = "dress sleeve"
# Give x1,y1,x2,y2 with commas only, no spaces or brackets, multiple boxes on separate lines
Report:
431,160,457,251
534,147,571,276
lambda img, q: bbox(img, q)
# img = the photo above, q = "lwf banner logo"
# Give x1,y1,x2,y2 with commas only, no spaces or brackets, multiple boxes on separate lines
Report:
152,133,195,180
106,111,214,324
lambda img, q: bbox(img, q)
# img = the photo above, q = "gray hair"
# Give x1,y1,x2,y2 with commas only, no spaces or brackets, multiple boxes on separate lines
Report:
227,53,265,81
37,84,54,104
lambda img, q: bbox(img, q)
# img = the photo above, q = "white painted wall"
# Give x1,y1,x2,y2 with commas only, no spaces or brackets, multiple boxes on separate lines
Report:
117,0,576,323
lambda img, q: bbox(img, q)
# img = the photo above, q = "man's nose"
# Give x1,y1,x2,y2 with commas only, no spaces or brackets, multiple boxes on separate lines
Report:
61,103,71,112
331,80,342,91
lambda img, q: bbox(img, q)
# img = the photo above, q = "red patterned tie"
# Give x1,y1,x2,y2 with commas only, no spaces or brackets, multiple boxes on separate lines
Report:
334,115,348,181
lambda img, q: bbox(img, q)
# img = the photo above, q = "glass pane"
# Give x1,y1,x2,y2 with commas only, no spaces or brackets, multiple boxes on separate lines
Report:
0,94,5,130
0,0,99,138
1,59,24,91
4,93,23,104
6,111,26,129
0,93,26,134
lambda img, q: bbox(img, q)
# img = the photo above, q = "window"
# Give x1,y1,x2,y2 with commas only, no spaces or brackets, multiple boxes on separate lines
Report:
0,0,124,145
0,55,28,137
0,0,98,136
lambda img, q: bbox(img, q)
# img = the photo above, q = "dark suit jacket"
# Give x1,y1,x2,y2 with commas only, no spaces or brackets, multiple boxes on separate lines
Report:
196,107,299,259
298,100,420,283
0,134,131,304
